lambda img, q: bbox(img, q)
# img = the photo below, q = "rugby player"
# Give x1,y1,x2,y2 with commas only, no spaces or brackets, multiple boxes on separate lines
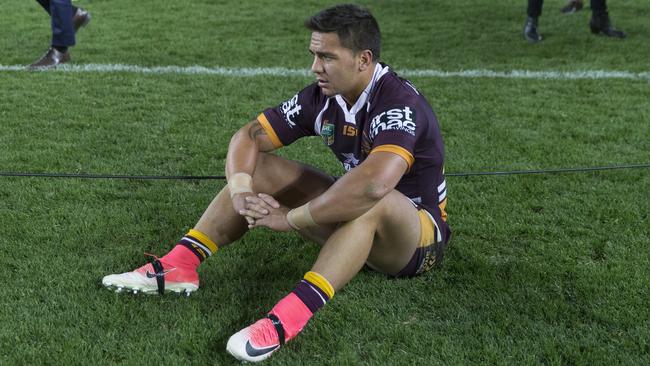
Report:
102,3,451,362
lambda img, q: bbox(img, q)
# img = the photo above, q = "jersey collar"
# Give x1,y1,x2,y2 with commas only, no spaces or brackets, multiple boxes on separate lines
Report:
334,63,389,125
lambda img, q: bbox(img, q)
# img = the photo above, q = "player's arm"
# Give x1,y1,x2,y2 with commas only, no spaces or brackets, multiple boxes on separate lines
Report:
248,151,407,232
226,118,278,179
225,118,279,213
303,151,408,226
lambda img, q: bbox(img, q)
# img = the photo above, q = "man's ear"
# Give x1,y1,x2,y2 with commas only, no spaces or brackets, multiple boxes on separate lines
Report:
358,50,374,71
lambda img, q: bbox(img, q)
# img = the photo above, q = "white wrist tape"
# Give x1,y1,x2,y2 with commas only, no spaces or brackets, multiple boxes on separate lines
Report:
228,172,253,198
286,202,317,231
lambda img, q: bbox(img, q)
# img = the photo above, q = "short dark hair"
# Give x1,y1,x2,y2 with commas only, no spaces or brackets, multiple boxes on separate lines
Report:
305,4,381,61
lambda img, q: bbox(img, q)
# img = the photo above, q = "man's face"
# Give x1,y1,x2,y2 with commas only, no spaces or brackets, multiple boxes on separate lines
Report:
309,31,364,101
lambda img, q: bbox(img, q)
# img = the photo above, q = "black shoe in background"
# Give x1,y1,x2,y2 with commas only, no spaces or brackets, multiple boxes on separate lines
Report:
590,13,626,38
28,47,71,70
73,7,91,33
524,16,543,43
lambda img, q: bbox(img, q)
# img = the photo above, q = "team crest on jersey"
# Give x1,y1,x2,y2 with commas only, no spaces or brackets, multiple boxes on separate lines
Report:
369,106,416,139
280,94,302,128
321,120,335,146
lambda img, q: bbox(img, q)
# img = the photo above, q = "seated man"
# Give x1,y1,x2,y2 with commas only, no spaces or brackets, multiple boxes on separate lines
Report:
102,4,451,363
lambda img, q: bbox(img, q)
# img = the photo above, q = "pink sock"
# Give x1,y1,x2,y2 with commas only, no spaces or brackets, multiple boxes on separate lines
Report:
269,293,314,341
161,245,201,271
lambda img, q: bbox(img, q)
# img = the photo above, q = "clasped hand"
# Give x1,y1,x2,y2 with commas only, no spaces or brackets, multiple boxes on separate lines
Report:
233,192,293,232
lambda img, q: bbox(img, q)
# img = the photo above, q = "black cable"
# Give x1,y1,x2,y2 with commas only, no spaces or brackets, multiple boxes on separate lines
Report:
445,163,650,177
0,172,224,180
0,163,648,181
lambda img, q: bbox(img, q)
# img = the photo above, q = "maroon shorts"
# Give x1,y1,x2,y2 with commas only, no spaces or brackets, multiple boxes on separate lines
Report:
394,203,451,278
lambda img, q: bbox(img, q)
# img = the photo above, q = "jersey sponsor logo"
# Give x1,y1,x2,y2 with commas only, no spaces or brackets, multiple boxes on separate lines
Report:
280,94,302,128
369,106,416,139
342,125,357,137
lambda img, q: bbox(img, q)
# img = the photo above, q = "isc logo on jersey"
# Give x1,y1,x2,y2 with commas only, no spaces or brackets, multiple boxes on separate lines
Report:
280,94,302,128
369,106,416,139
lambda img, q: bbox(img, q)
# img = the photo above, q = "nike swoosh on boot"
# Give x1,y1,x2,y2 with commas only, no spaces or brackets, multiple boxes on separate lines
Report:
245,340,279,357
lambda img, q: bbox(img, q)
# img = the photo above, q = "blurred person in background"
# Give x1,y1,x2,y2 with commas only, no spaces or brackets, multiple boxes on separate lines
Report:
524,0,626,43
561,0,583,13
29,0,91,69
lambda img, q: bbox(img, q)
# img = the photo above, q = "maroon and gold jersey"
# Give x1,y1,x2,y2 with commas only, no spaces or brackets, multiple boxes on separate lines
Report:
258,63,449,236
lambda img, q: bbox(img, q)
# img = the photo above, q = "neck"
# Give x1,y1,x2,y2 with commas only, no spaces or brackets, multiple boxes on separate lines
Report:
342,63,377,105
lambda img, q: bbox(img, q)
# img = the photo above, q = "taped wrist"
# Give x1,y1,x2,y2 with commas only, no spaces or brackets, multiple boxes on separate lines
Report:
286,202,317,231
228,172,253,197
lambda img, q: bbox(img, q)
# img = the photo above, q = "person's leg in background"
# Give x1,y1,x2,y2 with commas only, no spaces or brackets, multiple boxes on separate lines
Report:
524,0,544,42
29,0,91,69
589,0,626,38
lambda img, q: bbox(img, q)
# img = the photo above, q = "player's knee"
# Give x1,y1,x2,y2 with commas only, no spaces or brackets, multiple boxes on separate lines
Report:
254,151,272,168
352,191,400,224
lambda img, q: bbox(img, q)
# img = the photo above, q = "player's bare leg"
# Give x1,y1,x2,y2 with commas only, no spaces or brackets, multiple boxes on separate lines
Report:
101,153,334,295
312,190,420,289
227,190,421,362
195,152,334,246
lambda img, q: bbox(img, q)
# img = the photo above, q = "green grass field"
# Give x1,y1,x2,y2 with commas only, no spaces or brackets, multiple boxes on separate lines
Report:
1,0,649,364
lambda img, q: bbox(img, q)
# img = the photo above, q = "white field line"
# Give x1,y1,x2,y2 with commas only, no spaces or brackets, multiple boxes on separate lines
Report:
1,63,649,80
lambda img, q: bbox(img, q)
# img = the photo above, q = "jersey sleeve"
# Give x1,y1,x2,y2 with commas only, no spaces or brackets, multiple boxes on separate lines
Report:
258,83,322,148
367,105,419,170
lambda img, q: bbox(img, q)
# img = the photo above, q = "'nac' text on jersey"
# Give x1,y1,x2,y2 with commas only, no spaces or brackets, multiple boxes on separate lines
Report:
369,106,416,138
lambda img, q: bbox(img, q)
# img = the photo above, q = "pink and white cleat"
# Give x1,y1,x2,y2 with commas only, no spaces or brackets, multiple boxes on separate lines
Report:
102,255,198,295
226,314,286,362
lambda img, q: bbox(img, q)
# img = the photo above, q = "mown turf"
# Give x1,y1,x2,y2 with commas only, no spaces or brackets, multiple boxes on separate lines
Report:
1,0,649,365
2,0,649,71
